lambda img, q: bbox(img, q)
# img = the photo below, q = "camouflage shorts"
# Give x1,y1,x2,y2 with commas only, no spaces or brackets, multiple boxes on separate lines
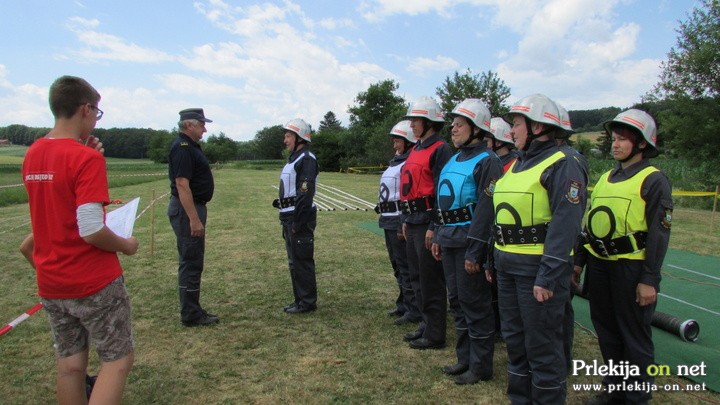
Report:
42,276,134,362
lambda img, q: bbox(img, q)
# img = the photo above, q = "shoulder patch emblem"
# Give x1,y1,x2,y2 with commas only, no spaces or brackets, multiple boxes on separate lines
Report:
300,180,309,193
565,179,583,204
661,209,673,229
180,142,189,147
484,178,497,197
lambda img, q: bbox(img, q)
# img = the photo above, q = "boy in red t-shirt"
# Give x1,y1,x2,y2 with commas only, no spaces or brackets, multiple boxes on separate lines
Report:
21,75,138,405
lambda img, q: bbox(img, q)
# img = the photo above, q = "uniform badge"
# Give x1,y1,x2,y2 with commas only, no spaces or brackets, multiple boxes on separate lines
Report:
565,180,582,204
300,180,309,193
661,208,673,229
484,178,497,197
180,142,189,147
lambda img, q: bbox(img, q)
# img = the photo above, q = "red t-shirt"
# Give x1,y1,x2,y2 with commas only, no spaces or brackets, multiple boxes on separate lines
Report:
22,137,122,299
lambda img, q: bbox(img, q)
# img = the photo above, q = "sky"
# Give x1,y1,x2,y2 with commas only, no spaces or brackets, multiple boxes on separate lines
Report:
0,0,700,141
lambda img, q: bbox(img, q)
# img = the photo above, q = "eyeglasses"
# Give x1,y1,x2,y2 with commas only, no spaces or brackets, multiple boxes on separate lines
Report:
89,105,104,120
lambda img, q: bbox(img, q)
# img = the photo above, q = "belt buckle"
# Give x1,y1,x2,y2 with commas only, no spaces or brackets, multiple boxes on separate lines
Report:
494,225,505,246
400,200,410,215
594,239,609,257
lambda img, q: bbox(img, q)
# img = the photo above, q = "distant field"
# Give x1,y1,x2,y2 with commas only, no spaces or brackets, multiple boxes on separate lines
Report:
0,145,27,156
0,146,27,164
571,131,604,144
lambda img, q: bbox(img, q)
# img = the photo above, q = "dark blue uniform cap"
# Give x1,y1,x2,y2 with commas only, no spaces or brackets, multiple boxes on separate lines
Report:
179,108,213,123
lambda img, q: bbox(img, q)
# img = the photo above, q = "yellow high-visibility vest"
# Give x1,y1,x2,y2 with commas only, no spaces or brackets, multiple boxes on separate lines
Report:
493,151,564,255
585,166,658,260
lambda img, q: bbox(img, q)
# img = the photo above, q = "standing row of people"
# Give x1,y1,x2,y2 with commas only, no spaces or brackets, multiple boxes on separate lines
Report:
377,94,671,404
19,74,670,404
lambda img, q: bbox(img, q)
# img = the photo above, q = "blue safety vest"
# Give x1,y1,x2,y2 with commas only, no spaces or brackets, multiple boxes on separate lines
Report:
436,151,489,226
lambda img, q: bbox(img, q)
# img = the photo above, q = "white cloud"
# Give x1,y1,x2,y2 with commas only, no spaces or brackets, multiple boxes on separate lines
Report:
407,55,459,76
184,0,397,135
490,0,660,109
318,17,356,30
64,16,174,63
0,66,52,127
360,0,458,21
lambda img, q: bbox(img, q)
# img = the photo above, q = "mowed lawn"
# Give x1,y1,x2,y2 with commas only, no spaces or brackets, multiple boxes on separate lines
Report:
0,168,719,404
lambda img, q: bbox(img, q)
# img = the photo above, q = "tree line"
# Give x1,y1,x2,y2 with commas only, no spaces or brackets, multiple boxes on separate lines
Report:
0,1,717,182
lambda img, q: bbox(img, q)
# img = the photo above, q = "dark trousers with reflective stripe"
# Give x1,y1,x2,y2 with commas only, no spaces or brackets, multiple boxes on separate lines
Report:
496,268,569,405
383,229,420,319
168,196,208,323
282,212,318,309
587,256,655,404
442,246,495,377
405,223,446,343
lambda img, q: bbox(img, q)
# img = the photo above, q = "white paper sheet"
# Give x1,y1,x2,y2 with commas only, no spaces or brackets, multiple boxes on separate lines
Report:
106,197,139,238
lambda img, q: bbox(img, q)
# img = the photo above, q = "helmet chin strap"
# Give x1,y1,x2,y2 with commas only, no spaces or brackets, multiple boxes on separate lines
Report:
619,145,643,163
485,137,503,152
418,118,432,141
462,128,480,147
521,117,553,151
293,136,306,153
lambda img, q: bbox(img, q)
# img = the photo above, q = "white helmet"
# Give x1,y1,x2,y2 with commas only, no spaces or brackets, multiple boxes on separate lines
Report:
555,103,574,134
283,118,312,142
405,97,445,123
488,117,513,144
449,98,492,134
504,94,562,129
389,120,416,143
603,109,658,156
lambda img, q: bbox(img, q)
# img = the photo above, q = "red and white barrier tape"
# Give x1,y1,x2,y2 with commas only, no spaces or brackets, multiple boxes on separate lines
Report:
0,303,43,337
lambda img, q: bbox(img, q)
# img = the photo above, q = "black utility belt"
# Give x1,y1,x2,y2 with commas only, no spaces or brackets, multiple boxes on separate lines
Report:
436,204,475,225
400,197,434,215
494,223,547,245
272,196,296,209
375,200,401,214
584,231,647,257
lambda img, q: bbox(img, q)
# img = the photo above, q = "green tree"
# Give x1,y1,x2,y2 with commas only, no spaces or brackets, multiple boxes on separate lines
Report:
436,69,511,119
253,125,286,159
311,128,347,172
346,79,407,167
204,132,239,163
236,140,258,160
656,0,720,98
1,124,34,145
147,130,175,163
318,111,343,131
650,0,720,168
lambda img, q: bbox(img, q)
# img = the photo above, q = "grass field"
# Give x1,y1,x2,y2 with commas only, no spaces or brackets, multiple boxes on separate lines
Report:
1,167,719,404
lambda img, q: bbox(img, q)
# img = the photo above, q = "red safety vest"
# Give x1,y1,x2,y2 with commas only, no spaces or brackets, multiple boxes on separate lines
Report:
401,140,443,201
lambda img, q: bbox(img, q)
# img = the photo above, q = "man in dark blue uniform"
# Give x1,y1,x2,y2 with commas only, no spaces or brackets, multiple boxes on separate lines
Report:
275,118,319,314
168,108,218,327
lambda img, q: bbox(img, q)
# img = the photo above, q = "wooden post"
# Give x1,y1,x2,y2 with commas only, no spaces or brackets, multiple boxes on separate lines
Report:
150,189,155,257
711,185,719,235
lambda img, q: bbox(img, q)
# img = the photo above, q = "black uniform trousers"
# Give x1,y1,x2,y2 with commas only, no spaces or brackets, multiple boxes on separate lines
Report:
564,270,575,372
405,222,446,343
282,211,318,309
442,246,495,377
383,229,420,320
497,269,569,405
168,195,208,323
587,256,655,404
